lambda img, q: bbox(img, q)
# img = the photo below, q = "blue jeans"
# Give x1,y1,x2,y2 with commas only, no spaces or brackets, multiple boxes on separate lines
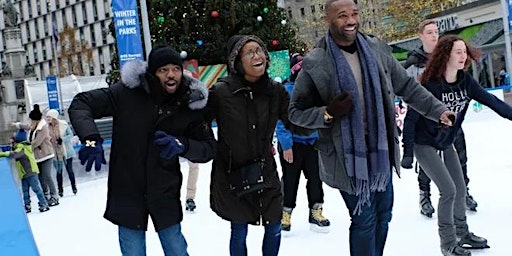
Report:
340,179,394,256
230,221,281,256
22,175,48,206
118,224,188,256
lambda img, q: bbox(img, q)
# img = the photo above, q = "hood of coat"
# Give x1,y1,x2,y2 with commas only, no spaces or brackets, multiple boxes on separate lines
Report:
120,60,208,110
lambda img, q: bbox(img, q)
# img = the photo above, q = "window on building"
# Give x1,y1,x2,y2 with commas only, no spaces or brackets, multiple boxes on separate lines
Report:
28,1,33,19
91,25,96,47
319,4,324,12
15,80,25,99
72,7,77,26
93,2,98,19
311,5,316,14
37,1,41,16
101,21,107,45
82,2,87,23
287,8,293,19
300,8,305,17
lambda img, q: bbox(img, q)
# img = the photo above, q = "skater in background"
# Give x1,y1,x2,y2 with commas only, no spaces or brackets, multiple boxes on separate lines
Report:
288,1,454,255
185,161,199,212
68,45,215,255
276,53,330,233
14,104,59,207
401,35,502,255
401,19,478,217
0,130,50,213
46,109,78,197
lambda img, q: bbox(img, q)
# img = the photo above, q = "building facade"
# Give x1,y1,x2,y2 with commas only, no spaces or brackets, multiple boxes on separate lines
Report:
0,0,116,81
283,0,326,49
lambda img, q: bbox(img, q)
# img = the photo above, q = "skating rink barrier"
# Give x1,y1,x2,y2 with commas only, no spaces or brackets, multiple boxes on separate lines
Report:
0,158,39,255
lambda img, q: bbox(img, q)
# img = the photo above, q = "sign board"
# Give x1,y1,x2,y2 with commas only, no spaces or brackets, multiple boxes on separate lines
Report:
46,76,60,113
112,0,144,67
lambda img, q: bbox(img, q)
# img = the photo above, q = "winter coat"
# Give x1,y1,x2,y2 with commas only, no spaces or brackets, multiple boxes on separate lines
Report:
402,70,512,156
289,33,448,194
207,74,295,225
16,120,55,163
0,142,39,179
49,119,76,160
403,47,429,81
68,60,216,231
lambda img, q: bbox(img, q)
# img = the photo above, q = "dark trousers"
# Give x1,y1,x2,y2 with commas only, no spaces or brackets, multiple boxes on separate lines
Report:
278,142,324,209
418,129,470,194
230,221,281,256
340,179,393,256
55,158,76,192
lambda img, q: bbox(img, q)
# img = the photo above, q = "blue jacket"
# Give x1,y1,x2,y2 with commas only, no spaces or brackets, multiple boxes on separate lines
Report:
276,81,317,150
402,70,512,156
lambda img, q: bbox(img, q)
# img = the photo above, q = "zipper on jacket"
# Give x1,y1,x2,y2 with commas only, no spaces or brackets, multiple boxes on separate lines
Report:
249,91,253,100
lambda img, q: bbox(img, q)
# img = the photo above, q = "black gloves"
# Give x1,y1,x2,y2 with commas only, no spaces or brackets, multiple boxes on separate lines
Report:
326,91,353,117
56,137,63,145
78,135,106,172
400,156,413,169
154,131,186,160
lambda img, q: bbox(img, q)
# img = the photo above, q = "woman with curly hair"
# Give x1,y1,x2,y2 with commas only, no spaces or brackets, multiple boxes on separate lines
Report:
401,35,512,255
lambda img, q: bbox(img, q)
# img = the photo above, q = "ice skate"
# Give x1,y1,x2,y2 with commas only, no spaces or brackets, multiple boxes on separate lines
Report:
185,199,196,212
48,197,59,207
25,204,31,213
420,190,435,218
442,245,471,256
281,207,292,232
459,232,489,249
466,194,477,212
309,203,330,233
38,203,50,213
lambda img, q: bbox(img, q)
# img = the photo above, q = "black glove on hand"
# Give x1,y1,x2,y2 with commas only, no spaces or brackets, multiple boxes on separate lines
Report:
401,156,414,169
78,136,106,172
326,91,353,117
56,137,63,145
154,131,185,160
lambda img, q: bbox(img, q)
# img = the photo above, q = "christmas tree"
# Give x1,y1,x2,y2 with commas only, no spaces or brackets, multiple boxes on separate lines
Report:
107,0,304,85
150,0,304,65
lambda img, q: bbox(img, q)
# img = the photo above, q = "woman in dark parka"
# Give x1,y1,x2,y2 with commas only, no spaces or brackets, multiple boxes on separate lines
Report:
207,35,304,256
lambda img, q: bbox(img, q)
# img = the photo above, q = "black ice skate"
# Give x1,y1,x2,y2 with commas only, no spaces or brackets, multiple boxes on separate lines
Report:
185,199,196,212
442,245,471,256
420,190,435,218
48,197,59,207
281,207,292,232
38,203,50,213
466,194,478,212
25,204,31,213
459,232,489,249
72,187,78,195
309,203,330,233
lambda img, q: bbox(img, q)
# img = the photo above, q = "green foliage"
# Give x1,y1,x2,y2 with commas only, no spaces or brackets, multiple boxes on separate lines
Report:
149,0,305,65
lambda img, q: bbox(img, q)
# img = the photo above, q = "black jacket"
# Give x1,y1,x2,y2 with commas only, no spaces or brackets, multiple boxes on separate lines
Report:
68,60,215,231
403,47,428,69
402,70,512,155
207,74,295,225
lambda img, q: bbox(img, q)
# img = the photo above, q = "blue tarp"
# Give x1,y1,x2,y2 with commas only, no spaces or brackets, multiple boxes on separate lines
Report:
0,158,39,255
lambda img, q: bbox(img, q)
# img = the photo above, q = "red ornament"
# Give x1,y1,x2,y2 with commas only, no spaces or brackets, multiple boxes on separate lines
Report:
211,10,219,18
272,39,279,46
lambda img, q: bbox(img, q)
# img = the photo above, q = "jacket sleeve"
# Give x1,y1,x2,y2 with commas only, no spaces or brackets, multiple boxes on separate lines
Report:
180,112,216,164
277,83,313,136
31,125,50,148
62,122,74,143
402,108,420,157
289,67,331,129
275,120,293,150
388,55,448,122
68,87,117,141
468,79,512,120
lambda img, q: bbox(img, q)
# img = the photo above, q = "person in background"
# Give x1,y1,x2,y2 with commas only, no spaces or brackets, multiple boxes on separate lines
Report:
288,1,455,255
14,104,59,207
185,161,199,212
276,53,330,233
401,35,499,255
402,19,479,216
68,45,215,255
46,109,77,197
207,35,308,256
0,130,50,213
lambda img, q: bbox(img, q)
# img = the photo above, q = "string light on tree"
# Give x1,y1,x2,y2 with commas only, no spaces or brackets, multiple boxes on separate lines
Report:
263,7,269,13
281,19,287,25
211,10,219,18
157,16,165,24
257,16,263,22
180,51,188,59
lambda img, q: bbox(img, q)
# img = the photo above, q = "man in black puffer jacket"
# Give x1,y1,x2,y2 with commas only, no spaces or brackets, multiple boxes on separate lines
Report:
68,45,215,255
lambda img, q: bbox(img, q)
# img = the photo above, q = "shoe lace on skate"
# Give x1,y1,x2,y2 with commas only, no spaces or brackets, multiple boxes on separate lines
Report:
282,211,291,225
311,208,327,221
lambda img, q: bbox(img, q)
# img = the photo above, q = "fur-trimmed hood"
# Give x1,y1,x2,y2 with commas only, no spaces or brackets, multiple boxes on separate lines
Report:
120,60,208,110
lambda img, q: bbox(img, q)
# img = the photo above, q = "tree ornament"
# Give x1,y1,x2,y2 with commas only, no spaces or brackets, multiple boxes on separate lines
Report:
157,16,165,24
257,16,263,22
211,10,219,18
272,39,279,46
281,20,287,25
180,51,188,59
263,7,269,13
197,39,203,46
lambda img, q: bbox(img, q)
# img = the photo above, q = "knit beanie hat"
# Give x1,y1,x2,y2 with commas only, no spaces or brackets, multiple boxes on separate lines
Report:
226,35,269,75
29,104,42,121
147,45,183,76
14,129,27,143
46,109,59,120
